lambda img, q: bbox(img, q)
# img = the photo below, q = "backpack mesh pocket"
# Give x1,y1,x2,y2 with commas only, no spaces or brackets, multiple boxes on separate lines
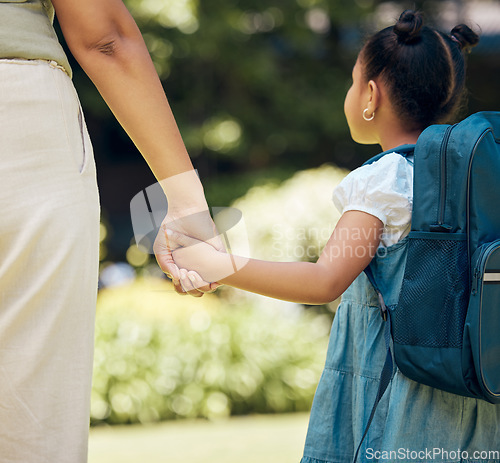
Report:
392,233,469,348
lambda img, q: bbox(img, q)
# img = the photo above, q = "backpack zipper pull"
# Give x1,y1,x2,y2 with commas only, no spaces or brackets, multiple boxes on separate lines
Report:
378,291,388,321
471,268,480,295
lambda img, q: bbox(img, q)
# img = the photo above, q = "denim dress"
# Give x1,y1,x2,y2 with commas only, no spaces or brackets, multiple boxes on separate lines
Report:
301,153,500,463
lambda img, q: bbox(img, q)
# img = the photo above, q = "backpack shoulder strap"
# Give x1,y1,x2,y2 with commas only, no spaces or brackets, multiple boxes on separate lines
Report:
351,144,415,462
352,311,393,462
352,267,394,462
362,143,415,167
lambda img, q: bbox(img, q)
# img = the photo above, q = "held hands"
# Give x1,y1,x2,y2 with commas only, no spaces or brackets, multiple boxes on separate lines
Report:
154,209,223,296
152,171,245,295
164,228,239,288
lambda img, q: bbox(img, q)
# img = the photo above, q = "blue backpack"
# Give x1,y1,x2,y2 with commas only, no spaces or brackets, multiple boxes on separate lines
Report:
354,111,500,462
390,110,500,402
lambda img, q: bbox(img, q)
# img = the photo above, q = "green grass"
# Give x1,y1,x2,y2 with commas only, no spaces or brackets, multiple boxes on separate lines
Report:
88,413,310,463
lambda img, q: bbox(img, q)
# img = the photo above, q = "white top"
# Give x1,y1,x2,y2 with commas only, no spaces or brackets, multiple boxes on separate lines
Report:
332,152,413,248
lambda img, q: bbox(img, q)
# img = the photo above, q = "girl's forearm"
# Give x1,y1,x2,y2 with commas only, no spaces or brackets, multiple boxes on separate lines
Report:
207,254,343,305
171,210,382,304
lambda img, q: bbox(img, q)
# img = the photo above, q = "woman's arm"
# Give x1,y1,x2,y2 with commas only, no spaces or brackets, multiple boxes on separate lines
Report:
52,0,197,197
52,0,217,294
171,211,383,304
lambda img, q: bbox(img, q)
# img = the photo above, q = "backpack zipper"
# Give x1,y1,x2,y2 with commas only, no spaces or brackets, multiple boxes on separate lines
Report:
471,241,490,294
471,243,490,294
466,127,495,265
434,125,455,231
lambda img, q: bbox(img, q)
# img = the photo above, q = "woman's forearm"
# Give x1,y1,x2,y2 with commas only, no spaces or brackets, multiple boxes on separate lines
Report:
53,0,206,209
76,36,199,193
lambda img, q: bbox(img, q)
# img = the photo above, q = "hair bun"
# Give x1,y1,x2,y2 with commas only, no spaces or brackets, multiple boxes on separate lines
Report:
394,10,423,44
451,24,480,52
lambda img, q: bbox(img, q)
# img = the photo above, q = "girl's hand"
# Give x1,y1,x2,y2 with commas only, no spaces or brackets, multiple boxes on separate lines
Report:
166,229,238,284
154,229,215,297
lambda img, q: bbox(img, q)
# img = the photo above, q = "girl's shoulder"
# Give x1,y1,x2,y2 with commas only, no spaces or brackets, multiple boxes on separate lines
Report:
334,151,413,200
332,151,413,229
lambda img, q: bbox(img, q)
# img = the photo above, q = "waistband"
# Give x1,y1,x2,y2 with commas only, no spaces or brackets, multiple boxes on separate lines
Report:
0,58,69,76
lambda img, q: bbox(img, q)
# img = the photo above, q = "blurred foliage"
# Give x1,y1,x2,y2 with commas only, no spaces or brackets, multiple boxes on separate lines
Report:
203,165,297,207
91,278,331,425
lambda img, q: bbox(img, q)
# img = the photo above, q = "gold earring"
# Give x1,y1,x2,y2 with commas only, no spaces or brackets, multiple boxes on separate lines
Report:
363,108,375,121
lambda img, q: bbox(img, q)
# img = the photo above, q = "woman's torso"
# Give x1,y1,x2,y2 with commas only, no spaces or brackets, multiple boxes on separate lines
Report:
0,0,71,76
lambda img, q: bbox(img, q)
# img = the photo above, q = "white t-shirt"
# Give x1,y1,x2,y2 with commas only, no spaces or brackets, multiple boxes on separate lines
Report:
332,152,413,248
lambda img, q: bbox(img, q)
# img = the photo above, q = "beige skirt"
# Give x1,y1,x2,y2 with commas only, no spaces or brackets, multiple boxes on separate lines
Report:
0,59,100,462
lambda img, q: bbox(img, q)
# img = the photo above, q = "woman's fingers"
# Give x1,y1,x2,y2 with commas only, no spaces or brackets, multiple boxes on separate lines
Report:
153,225,180,277
208,282,223,292
178,269,204,297
172,278,188,295
184,271,214,293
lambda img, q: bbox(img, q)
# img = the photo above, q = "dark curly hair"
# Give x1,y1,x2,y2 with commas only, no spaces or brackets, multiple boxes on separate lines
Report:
360,10,479,130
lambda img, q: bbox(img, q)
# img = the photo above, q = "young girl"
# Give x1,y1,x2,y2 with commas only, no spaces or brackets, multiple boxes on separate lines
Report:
167,10,500,462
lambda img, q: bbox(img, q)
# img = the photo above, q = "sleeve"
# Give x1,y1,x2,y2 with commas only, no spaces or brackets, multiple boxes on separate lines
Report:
332,153,413,229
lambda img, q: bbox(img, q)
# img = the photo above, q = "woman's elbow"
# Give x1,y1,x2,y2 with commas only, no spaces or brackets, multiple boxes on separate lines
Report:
68,30,126,61
87,36,119,56
59,9,142,60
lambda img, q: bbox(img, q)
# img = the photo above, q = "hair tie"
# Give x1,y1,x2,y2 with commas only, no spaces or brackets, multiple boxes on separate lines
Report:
451,35,460,45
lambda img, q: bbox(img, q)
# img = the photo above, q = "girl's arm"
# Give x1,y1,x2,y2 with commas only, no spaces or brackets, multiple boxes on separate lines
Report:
171,211,383,305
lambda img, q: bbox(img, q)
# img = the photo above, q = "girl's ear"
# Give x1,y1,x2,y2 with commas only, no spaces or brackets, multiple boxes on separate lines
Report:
366,79,381,115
